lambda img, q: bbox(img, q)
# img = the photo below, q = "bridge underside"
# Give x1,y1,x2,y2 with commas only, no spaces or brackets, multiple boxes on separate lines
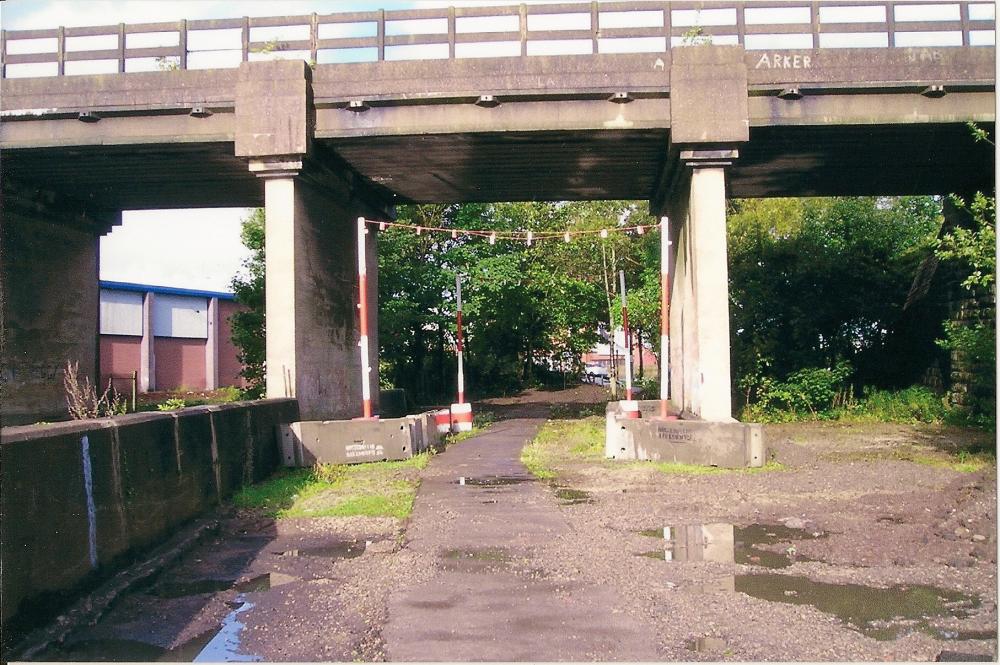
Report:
1,45,995,425
2,122,993,212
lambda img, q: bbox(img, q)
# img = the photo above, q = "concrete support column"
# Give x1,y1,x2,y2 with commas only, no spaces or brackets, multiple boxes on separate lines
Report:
687,164,733,422
258,164,379,420
0,181,118,425
666,153,737,422
236,59,387,421
205,296,219,391
139,291,155,392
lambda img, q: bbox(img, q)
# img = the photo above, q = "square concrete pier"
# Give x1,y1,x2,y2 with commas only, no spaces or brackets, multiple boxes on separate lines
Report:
605,400,764,468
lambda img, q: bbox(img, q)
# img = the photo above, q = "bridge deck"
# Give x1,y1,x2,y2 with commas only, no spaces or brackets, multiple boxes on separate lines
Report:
1,2,995,209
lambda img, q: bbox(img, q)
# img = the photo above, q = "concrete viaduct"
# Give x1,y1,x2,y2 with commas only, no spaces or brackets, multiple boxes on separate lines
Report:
1,1,995,425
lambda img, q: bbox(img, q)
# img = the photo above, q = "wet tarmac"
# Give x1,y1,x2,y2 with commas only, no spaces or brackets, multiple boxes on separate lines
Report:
384,418,661,661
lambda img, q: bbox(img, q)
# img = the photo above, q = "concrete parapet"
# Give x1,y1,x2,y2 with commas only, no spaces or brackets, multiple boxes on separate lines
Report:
605,400,763,468
280,410,441,467
0,398,298,650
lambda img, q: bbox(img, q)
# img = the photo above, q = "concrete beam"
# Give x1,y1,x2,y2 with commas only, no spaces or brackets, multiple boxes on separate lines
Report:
670,45,749,146
139,292,154,392
235,60,312,159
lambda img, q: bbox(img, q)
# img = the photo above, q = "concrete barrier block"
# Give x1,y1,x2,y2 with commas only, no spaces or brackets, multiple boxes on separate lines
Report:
605,400,764,468
405,415,425,453
281,418,415,466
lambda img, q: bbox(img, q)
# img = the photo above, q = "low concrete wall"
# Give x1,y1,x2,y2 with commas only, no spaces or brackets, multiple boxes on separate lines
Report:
605,400,764,468
280,411,442,467
0,398,298,645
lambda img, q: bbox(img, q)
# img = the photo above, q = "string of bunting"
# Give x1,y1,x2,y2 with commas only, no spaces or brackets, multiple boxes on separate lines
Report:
364,218,662,245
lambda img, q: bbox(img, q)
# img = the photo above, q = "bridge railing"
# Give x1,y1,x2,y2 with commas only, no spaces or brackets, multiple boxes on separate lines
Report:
1,1,994,78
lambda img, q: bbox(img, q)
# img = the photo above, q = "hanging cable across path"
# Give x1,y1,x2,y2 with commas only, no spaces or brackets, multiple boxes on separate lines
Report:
365,218,660,244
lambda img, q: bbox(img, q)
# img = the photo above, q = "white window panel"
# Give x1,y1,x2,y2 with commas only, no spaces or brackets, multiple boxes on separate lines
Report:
153,294,208,339
100,289,143,336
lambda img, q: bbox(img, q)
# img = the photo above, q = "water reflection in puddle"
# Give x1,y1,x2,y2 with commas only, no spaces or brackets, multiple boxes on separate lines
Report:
456,475,534,486
686,636,728,653
638,523,737,563
638,523,822,568
192,597,259,662
440,547,515,573
151,579,237,599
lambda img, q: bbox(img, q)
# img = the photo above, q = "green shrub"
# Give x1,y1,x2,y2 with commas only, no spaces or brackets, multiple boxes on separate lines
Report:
156,398,187,411
742,362,853,421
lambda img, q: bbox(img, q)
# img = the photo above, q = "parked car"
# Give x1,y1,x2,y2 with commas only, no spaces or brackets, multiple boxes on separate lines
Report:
584,364,610,384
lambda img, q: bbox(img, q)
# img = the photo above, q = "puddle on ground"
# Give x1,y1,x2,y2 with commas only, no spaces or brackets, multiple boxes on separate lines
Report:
735,573,982,641
936,628,998,641
440,547,515,573
876,515,907,524
443,547,514,563
456,475,534,486
275,541,366,559
147,571,298,600
150,578,236,598
235,572,299,592
192,596,260,662
937,650,996,661
552,486,592,505
638,523,823,568
38,630,217,662
686,636,728,653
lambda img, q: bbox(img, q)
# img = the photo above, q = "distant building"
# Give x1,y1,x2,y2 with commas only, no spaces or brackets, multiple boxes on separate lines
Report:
582,326,659,377
99,281,246,393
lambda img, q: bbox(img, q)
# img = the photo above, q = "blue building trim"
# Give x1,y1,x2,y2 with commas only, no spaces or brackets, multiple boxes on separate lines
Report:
100,280,236,301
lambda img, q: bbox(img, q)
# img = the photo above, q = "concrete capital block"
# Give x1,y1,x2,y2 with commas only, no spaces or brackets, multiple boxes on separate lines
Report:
670,45,749,145
235,60,313,159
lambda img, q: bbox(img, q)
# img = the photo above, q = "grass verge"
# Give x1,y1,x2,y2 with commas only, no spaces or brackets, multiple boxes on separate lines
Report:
232,453,431,519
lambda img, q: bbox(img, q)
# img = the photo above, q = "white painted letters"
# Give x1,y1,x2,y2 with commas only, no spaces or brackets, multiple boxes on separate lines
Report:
755,52,813,69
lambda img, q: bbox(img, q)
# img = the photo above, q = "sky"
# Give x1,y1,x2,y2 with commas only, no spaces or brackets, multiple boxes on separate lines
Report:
1,0,565,293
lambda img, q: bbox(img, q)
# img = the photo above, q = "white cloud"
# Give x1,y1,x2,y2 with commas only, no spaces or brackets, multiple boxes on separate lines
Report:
100,209,253,293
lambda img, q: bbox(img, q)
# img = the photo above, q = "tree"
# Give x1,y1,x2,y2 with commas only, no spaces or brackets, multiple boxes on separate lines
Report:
230,209,266,398
727,196,943,411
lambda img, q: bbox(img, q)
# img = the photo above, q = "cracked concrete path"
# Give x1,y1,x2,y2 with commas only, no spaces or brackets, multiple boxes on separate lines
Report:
383,418,660,661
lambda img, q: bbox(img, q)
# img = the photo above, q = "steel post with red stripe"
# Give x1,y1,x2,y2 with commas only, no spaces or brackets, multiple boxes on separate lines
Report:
619,269,633,401
455,274,465,404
